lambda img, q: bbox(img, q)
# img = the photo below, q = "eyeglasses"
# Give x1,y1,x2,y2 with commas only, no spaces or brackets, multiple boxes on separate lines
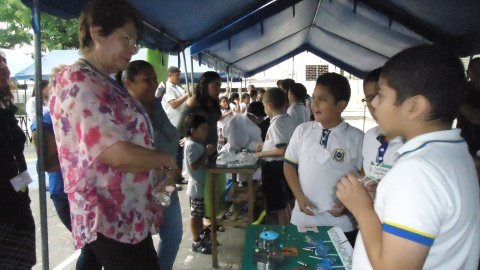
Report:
361,96,375,105
120,33,140,52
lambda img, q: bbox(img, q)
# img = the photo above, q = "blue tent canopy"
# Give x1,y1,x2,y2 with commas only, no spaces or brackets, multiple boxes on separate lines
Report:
14,49,149,81
21,0,480,78
14,49,81,81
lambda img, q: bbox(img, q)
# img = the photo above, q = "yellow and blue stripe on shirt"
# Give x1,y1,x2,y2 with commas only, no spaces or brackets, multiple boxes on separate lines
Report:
383,221,435,246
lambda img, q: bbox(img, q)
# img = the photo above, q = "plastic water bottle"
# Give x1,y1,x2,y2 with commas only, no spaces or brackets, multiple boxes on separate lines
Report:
153,185,175,207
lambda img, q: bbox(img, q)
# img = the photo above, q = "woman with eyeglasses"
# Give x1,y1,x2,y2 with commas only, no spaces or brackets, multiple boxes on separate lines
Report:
49,1,174,269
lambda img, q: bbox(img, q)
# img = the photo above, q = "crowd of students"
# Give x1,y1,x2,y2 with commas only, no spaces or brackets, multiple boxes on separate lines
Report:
1,0,479,269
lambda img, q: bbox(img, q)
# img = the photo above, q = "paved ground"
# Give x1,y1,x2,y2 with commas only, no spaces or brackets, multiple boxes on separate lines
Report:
25,148,245,270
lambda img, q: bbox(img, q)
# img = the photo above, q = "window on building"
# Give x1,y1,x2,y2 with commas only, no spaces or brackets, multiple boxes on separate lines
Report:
306,65,329,81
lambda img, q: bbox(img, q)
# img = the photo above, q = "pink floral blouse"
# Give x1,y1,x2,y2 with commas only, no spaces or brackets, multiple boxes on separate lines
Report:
50,61,162,249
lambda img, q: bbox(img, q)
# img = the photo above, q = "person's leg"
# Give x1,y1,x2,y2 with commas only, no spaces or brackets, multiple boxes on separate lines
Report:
191,216,203,242
276,208,290,225
190,197,211,254
88,233,159,270
157,191,183,270
261,161,288,224
75,245,102,270
176,144,187,186
0,208,36,270
51,195,72,231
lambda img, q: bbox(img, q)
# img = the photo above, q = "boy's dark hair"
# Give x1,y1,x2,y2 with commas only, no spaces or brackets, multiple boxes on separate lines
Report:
263,87,287,110
316,72,351,103
257,88,266,94
242,93,250,100
276,80,283,87
381,45,466,124
249,89,258,97
363,67,382,87
79,0,143,52
184,113,208,136
247,101,267,117
280,78,295,91
229,92,239,104
289,83,307,102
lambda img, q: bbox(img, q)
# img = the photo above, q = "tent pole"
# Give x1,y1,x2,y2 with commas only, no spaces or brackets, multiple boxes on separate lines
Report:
32,0,49,269
226,67,230,95
182,50,190,96
292,55,295,79
190,55,194,91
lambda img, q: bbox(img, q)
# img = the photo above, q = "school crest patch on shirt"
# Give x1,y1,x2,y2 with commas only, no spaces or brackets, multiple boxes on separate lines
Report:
332,148,346,162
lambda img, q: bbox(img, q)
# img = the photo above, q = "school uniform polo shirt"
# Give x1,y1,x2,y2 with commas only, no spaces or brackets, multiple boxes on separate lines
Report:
184,139,207,198
162,81,186,127
362,126,403,181
353,129,480,270
287,103,310,128
262,114,296,162
284,121,364,231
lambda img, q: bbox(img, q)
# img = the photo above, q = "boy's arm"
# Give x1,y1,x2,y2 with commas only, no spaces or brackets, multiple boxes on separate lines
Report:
283,162,316,215
256,145,286,158
337,174,429,270
190,144,215,171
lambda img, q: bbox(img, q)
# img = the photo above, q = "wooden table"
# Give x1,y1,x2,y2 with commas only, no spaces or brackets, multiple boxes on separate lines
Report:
207,162,259,268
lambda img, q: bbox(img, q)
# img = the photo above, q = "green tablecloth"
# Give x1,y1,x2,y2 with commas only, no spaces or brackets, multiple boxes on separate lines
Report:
242,225,350,270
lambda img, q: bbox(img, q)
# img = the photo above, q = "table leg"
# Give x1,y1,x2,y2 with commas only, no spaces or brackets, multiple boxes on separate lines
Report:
210,173,218,268
247,173,254,223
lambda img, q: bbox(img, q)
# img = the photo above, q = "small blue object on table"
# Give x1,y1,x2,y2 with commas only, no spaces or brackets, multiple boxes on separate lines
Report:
242,225,353,270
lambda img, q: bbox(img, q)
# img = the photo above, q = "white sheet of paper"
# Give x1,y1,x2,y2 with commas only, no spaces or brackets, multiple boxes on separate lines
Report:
10,171,33,192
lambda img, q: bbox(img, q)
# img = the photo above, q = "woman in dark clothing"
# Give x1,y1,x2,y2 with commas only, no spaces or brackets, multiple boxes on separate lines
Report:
178,71,222,149
0,50,36,270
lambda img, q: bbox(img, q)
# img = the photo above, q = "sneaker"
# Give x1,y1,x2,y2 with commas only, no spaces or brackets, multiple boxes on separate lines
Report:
192,239,212,254
180,178,188,185
200,228,220,246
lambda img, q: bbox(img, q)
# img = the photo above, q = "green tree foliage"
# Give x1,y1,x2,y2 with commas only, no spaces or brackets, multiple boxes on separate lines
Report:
0,0,78,50
41,14,79,50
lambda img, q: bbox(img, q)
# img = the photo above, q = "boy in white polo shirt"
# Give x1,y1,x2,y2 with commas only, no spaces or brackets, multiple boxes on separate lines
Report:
337,45,480,270
284,73,363,244
256,88,296,224
361,68,403,186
